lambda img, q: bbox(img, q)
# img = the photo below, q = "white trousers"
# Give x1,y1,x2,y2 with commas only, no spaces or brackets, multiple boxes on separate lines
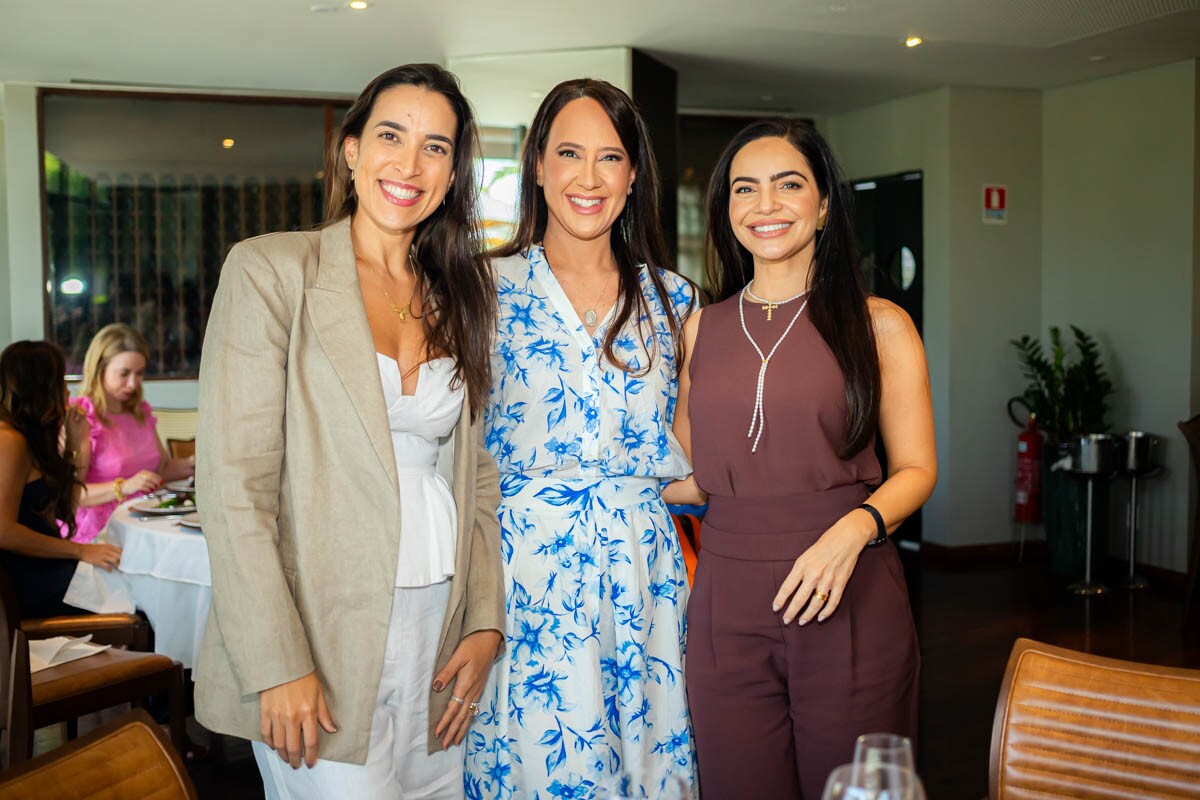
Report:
253,581,463,800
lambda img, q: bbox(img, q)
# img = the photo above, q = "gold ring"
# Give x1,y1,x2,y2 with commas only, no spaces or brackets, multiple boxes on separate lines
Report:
814,591,830,603
450,695,465,705
468,702,480,716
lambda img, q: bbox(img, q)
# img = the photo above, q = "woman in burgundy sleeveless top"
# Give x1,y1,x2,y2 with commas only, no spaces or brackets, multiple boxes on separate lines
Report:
669,122,937,798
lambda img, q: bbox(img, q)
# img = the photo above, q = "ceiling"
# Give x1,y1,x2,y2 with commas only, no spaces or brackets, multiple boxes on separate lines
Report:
2,0,1199,114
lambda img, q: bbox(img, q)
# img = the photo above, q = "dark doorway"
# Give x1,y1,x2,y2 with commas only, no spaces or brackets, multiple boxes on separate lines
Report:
852,170,924,547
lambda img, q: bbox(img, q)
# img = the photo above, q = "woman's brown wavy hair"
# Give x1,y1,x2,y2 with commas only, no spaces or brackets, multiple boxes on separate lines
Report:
0,341,78,537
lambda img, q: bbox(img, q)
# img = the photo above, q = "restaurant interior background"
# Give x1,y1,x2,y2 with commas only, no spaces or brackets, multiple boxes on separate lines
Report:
2,0,1200,795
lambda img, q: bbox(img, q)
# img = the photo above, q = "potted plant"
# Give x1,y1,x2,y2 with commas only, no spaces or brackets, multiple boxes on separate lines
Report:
1010,325,1115,576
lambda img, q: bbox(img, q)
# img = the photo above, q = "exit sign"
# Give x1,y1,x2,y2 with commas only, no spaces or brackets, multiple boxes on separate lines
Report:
983,184,1007,225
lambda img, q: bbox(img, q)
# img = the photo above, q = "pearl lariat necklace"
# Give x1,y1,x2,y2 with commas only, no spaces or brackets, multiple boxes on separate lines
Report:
738,282,809,453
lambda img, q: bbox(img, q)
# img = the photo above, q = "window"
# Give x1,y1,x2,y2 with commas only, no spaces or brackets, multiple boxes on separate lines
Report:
41,90,349,377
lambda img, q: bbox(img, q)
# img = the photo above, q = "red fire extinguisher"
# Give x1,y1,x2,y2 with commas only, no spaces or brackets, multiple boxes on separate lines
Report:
1014,413,1043,523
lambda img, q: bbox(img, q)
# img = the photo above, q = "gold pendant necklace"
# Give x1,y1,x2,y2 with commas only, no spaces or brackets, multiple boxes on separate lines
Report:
371,253,418,322
381,284,411,321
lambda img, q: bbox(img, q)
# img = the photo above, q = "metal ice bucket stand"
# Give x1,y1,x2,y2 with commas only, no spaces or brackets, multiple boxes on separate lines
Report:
1068,434,1115,596
1116,431,1159,590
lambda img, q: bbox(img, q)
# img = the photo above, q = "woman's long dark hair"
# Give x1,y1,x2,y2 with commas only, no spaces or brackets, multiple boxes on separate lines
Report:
0,341,78,536
705,120,880,458
324,63,495,417
495,78,692,375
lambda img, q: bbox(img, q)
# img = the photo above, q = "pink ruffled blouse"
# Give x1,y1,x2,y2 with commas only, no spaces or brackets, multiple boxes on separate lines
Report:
70,396,161,543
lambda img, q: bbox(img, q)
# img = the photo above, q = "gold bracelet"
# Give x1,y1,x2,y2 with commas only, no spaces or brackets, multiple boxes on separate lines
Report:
113,477,126,503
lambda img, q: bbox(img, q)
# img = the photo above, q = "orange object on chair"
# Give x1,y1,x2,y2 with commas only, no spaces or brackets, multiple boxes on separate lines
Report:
672,514,702,587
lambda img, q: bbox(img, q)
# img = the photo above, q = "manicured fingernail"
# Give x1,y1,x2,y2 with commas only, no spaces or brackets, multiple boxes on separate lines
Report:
817,614,827,622
798,619,808,626
772,603,781,612
432,680,444,692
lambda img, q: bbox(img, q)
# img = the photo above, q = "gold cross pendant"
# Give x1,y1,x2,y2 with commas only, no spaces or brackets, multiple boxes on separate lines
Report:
761,302,779,321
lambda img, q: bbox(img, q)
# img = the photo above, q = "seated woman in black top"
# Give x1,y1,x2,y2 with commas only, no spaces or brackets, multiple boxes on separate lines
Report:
0,341,121,618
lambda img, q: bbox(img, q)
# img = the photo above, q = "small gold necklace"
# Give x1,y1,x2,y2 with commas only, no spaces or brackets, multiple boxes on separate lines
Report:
372,254,418,322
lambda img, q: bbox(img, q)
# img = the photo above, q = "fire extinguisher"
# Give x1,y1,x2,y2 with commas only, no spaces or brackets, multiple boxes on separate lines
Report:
1014,411,1043,523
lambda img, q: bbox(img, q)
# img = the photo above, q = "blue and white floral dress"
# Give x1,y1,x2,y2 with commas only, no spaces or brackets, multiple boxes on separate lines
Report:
464,246,697,800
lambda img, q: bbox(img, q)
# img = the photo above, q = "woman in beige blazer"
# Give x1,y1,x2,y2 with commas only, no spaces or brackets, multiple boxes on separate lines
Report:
195,64,502,798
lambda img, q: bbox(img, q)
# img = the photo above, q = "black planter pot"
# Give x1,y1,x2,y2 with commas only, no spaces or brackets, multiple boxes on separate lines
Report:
1043,442,1109,579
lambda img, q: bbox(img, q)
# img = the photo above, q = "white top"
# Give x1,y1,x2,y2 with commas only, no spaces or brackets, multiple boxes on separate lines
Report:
377,354,464,588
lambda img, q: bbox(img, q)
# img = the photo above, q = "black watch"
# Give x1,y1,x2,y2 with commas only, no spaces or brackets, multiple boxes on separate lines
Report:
859,503,889,547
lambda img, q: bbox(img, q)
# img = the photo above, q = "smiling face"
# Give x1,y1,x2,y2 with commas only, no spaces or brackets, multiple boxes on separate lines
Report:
102,351,146,408
536,97,636,246
728,136,828,271
342,84,458,240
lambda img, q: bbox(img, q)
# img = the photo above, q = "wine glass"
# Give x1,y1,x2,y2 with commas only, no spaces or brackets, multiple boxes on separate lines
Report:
821,762,926,800
853,733,915,771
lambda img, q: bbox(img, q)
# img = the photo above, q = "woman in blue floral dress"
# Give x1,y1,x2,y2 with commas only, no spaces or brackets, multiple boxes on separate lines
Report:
464,79,697,799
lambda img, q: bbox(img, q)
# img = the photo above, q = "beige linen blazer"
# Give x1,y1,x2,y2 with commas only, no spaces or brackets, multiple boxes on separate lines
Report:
194,217,504,765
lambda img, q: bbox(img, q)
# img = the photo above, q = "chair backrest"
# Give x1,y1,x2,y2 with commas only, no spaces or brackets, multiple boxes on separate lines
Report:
990,638,1200,799
153,408,198,450
0,708,197,799
4,629,33,766
1180,414,1200,629
0,566,22,765
166,438,195,460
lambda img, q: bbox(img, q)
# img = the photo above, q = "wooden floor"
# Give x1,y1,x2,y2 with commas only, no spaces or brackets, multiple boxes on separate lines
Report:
184,556,1200,799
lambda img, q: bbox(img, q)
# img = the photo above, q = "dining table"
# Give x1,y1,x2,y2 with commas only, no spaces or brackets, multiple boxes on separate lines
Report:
64,498,211,670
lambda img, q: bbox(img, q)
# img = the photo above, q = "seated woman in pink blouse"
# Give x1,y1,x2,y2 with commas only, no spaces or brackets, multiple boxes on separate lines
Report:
70,324,195,543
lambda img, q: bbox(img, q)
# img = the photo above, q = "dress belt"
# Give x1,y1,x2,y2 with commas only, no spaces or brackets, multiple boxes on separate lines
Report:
499,475,662,511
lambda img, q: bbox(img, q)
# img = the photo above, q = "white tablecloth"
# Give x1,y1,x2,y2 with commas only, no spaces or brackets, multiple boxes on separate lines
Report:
65,501,211,670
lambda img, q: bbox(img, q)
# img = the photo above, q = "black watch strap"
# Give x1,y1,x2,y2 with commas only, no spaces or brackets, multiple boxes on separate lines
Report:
860,502,888,547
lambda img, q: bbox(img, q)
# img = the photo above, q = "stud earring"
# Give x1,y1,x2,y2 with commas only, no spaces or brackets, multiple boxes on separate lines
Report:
817,216,826,231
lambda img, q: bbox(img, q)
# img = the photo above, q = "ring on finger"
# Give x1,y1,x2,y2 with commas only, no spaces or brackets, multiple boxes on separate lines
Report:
450,694,466,705
814,590,830,603
468,701,480,716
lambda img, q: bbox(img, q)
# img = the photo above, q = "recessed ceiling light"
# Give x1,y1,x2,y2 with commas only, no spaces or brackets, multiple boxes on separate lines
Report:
905,36,923,48
348,0,369,9
222,138,235,149
1088,54,1107,62
309,3,339,11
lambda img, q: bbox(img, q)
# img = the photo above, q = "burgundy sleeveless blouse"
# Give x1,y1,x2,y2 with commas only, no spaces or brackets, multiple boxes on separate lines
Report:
690,292,880,551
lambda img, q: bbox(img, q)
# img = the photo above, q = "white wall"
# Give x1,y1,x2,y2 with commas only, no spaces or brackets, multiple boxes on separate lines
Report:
449,48,631,128
826,88,954,545
0,86,10,344
946,88,1043,549
1042,60,1199,572
1,83,42,345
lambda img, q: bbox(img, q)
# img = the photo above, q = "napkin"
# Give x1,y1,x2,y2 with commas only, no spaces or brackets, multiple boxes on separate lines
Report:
29,635,111,673
63,562,137,614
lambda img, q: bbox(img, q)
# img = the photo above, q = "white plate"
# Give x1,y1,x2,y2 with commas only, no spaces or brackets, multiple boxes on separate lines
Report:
130,499,198,516
177,518,203,531
164,479,196,493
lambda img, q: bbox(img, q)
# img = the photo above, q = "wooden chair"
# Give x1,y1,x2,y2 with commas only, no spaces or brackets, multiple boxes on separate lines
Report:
0,568,186,767
153,408,198,451
0,708,197,799
671,513,702,588
1180,414,1200,634
989,638,1200,798
166,438,195,460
